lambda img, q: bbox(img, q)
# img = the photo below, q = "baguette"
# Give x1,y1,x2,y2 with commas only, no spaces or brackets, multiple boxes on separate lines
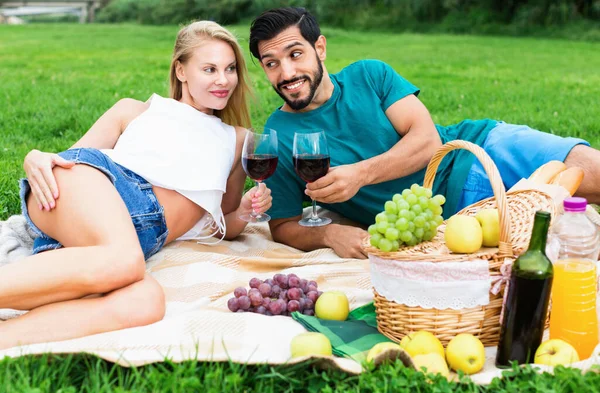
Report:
528,161,567,184
550,166,584,195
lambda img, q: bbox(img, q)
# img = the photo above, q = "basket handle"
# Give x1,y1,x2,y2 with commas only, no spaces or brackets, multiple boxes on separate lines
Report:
423,140,513,258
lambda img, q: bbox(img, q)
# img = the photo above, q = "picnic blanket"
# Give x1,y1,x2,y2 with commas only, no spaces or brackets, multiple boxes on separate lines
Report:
0,211,369,375
1,210,600,384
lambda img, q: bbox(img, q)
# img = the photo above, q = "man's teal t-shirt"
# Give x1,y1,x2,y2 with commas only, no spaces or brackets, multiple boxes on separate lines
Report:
264,60,497,226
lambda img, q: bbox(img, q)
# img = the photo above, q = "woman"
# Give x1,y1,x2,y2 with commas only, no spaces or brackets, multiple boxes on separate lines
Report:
0,21,272,350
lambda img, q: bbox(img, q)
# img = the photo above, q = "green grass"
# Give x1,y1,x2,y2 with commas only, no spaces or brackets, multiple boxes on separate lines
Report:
2,24,600,220
1,352,600,392
1,23,600,391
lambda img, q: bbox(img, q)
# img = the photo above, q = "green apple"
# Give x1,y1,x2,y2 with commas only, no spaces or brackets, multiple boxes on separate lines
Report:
445,333,485,375
314,291,350,321
399,330,445,358
475,208,500,247
534,339,580,366
366,342,402,363
444,215,483,253
290,332,332,358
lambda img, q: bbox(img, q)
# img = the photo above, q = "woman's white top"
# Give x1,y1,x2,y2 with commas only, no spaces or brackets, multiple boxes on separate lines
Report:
102,94,236,243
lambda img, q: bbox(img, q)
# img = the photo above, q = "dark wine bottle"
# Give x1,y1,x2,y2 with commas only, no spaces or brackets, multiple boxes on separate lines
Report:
495,211,554,368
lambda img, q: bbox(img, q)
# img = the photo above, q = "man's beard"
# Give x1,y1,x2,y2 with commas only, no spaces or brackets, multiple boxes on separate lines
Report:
274,57,324,111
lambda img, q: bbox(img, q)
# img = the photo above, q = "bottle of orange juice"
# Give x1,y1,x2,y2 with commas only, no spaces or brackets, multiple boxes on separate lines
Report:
548,197,600,360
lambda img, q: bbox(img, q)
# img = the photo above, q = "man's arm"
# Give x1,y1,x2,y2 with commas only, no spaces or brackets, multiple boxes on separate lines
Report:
306,94,441,203
359,94,441,185
269,216,368,259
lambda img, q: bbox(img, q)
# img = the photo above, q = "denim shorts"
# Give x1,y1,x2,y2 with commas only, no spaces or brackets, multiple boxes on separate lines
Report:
456,122,590,211
20,148,169,260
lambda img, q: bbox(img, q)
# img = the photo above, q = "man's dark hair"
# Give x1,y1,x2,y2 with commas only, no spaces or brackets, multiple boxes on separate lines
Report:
249,7,321,60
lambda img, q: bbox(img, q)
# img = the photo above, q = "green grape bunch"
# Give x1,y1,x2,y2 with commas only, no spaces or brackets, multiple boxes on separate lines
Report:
368,184,446,252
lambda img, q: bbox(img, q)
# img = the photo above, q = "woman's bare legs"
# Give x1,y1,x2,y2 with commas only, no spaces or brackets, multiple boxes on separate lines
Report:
0,164,165,349
0,274,165,350
0,165,146,310
0,245,146,310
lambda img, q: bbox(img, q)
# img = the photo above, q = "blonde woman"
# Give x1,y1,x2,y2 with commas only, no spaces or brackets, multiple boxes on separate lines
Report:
0,21,271,349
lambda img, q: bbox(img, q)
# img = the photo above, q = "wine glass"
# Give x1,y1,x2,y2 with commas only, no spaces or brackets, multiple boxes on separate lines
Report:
240,128,278,222
293,130,332,227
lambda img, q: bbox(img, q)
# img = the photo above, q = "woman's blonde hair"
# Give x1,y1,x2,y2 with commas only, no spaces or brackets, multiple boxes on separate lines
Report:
170,21,252,128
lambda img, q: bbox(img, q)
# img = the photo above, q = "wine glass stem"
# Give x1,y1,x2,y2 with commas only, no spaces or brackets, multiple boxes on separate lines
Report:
253,181,262,219
310,199,319,221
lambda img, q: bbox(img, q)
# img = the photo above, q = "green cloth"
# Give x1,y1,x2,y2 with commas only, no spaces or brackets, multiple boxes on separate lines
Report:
291,302,392,362
264,59,497,225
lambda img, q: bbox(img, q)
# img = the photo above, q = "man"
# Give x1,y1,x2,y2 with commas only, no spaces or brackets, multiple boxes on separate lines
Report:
248,7,600,259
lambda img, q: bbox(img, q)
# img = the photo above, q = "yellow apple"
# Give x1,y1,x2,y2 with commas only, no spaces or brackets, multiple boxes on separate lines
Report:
314,291,350,321
445,215,483,253
400,334,411,348
366,342,402,363
445,333,485,375
475,208,500,247
534,339,580,366
399,331,445,358
412,353,450,378
290,332,332,358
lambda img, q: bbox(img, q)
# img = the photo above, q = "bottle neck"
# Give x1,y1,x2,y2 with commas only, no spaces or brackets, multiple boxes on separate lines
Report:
564,210,586,215
528,214,551,252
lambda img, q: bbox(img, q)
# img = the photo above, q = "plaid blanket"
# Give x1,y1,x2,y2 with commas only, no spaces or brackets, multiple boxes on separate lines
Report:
1,211,599,383
0,217,370,375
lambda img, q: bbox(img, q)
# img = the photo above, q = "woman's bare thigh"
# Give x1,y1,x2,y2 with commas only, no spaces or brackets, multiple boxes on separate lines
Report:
27,164,140,248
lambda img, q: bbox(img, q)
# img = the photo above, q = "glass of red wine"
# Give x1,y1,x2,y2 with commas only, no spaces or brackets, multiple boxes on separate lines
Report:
293,130,332,227
240,128,278,222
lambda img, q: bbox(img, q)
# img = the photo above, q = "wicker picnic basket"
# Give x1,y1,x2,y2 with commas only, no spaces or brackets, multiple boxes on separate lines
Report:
363,140,558,346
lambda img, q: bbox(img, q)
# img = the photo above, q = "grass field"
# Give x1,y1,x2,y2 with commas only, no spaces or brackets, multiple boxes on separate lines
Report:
1,23,600,391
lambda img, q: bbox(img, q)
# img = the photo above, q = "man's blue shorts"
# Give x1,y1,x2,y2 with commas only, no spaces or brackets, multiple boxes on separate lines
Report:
456,122,590,211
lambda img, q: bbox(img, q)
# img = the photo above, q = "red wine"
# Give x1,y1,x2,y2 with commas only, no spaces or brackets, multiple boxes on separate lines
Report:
495,272,553,367
242,154,278,181
293,154,330,182
495,211,553,368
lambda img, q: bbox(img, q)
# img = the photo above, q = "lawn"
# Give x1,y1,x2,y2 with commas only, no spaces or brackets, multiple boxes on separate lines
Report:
1,23,600,391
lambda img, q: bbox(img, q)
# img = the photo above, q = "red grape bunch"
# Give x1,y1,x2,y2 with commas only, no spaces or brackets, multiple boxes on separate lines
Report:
228,273,322,317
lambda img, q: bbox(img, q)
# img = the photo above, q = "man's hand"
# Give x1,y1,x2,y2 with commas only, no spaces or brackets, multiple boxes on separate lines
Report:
305,164,364,203
325,224,369,259
270,217,369,259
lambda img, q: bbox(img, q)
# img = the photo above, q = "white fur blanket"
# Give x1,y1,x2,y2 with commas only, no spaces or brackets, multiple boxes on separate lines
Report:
0,215,36,267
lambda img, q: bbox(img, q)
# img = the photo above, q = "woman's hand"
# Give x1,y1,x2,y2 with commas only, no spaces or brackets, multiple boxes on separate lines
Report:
239,182,272,216
23,149,75,211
